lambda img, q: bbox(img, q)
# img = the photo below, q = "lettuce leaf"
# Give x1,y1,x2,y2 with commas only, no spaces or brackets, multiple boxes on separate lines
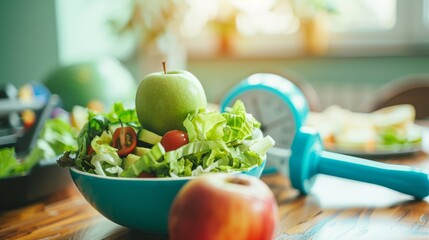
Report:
90,131,123,176
120,143,166,178
183,110,226,142
75,115,109,171
170,158,193,177
183,100,261,144
0,148,19,177
222,100,261,143
103,102,140,128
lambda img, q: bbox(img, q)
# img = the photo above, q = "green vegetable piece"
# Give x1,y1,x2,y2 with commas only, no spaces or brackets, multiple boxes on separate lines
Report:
170,158,193,177
103,102,140,128
120,143,166,178
90,131,123,176
165,140,228,163
166,141,229,177
137,129,162,145
123,154,140,171
134,147,151,156
88,115,109,140
75,115,109,171
0,148,19,177
222,100,261,143
183,110,226,142
249,135,275,156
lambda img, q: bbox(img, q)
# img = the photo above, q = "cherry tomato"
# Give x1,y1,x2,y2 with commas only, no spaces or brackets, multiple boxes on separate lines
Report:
112,126,137,157
160,130,189,152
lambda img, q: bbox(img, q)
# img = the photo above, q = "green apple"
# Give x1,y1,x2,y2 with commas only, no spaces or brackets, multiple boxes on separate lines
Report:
135,68,207,135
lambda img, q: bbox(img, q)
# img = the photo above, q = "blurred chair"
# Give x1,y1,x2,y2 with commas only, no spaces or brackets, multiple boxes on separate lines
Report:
370,74,429,119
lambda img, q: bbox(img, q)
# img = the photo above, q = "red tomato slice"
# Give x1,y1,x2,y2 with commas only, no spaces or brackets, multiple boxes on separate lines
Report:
160,130,189,152
112,126,137,157
87,145,95,155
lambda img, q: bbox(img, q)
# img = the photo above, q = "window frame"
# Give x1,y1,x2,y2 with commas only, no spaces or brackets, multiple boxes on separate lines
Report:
186,0,429,59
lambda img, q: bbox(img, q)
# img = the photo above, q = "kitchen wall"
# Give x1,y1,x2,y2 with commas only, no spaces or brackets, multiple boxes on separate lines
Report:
0,0,59,88
187,56,429,111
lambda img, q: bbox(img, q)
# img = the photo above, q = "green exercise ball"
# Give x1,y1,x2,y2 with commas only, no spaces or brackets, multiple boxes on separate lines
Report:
44,58,137,111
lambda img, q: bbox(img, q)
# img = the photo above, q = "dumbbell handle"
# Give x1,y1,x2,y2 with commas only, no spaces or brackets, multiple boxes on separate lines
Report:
319,151,429,199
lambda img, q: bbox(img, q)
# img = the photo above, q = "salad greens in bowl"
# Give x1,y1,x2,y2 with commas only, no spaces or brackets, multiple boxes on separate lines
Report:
59,100,274,233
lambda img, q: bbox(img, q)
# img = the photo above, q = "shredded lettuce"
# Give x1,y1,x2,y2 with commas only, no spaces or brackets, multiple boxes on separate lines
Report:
114,100,274,178
170,158,193,177
222,100,261,143
120,143,166,177
62,100,275,178
90,131,123,176
183,110,226,142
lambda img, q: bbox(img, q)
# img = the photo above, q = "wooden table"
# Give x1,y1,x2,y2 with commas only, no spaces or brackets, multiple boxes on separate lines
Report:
1,152,429,239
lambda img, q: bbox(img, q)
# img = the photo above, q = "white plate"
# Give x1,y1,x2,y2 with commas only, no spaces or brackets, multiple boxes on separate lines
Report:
325,142,422,158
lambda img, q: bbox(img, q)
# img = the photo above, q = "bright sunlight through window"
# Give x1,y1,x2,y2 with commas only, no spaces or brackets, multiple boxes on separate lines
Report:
328,0,396,31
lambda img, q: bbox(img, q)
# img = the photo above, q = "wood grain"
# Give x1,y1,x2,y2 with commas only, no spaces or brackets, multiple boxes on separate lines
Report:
1,152,429,240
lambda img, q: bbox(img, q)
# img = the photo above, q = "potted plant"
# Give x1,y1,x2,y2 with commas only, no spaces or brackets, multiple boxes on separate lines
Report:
108,0,189,76
292,0,337,55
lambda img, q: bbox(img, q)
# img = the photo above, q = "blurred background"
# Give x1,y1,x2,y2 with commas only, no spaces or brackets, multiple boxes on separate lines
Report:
1,0,429,112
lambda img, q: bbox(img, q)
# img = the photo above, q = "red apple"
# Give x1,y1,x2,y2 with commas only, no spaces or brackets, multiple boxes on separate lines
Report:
168,174,278,240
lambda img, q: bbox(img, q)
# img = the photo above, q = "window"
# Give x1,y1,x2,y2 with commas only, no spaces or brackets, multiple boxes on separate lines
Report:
56,0,429,65
183,0,429,57
328,0,396,31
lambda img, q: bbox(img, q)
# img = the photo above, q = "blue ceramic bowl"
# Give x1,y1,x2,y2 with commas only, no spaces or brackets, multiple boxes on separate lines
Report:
70,160,266,234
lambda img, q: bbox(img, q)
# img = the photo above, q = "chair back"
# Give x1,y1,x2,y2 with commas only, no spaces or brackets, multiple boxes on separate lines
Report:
371,74,429,119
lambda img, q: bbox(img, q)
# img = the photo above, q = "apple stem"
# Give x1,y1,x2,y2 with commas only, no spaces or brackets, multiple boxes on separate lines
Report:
162,61,167,74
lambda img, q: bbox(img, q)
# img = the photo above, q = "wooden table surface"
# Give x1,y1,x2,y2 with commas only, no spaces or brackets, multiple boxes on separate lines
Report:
1,151,429,239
